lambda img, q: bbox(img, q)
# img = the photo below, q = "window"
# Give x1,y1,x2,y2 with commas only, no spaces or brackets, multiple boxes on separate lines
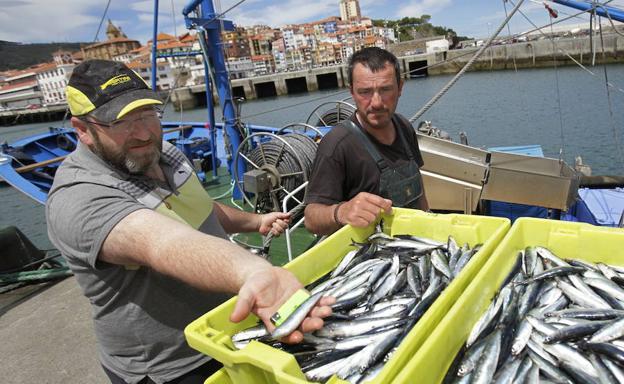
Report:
159,74,167,78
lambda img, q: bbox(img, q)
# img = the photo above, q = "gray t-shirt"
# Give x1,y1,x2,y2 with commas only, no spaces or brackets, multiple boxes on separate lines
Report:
46,141,230,384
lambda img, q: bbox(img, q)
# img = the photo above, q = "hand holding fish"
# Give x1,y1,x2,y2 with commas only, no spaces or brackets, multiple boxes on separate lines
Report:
258,212,291,236
229,266,335,343
337,192,392,228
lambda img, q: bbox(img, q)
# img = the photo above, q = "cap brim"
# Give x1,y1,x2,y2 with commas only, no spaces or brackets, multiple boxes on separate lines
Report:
90,89,163,123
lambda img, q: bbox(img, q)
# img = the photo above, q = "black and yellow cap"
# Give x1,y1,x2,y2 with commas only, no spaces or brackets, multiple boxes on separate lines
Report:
66,59,163,123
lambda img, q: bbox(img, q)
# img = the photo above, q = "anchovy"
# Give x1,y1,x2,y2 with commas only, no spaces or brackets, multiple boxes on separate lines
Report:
336,329,400,379
589,316,624,343
271,291,324,340
331,249,358,278
545,308,624,320
584,277,624,302
589,353,618,384
315,316,404,339
515,266,585,285
470,328,502,384
544,320,612,344
430,249,452,279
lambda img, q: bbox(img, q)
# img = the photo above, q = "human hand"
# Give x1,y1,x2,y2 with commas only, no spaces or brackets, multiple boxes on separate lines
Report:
229,267,334,343
258,212,291,236
336,192,392,228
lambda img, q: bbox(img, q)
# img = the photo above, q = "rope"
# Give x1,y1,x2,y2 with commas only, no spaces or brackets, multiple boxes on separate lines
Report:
408,0,526,122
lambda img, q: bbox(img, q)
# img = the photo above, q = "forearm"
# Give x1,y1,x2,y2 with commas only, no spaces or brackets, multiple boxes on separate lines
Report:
213,202,261,233
101,209,270,294
304,203,342,236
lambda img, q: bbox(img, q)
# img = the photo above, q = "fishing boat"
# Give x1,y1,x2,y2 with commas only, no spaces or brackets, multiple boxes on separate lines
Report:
2,1,624,383
1,0,624,262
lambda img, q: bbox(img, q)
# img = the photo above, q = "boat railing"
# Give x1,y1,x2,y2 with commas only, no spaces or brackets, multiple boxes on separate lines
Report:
281,181,308,262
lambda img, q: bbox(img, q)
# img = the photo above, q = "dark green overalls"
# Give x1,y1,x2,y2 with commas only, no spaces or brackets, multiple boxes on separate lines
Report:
344,117,424,208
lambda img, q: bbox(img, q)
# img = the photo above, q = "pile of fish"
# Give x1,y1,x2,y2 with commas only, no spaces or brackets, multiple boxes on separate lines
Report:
232,226,481,383
444,246,624,384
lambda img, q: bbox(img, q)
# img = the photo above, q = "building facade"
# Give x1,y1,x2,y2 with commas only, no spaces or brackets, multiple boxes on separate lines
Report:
81,20,141,61
340,0,361,21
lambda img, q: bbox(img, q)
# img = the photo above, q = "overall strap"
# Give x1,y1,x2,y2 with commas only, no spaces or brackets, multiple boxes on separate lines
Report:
342,120,390,172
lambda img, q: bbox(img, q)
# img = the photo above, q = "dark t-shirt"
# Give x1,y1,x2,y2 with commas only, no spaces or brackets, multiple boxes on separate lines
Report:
305,113,424,205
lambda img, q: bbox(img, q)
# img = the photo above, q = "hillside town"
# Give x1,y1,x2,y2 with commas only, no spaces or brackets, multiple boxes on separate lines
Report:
0,0,456,111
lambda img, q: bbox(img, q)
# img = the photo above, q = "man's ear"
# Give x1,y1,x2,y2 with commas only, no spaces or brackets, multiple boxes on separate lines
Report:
72,117,94,146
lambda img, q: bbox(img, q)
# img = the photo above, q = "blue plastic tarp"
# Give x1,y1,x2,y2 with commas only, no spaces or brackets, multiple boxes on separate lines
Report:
564,188,624,227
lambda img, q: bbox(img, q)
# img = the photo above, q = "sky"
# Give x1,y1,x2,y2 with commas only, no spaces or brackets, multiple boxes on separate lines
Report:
1,0,623,45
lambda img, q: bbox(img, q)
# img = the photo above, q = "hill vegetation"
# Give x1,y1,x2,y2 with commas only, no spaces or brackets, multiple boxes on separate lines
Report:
0,41,85,72
372,16,471,47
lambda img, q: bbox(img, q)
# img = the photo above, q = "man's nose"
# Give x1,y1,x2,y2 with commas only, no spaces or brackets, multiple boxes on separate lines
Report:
371,91,383,106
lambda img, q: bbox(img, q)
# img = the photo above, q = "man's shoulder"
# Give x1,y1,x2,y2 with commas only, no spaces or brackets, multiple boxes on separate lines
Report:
317,122,359,152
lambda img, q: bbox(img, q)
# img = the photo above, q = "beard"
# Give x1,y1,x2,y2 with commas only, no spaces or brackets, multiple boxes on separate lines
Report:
88,128,163,175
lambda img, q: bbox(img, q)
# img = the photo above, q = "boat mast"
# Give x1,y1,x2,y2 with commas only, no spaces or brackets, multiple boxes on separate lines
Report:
183,0,244,198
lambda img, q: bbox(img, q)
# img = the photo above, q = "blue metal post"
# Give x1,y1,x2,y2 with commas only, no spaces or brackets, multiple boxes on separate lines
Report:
183,1,244,198
151,0,159,91
199,32,219,178
552,0,624,23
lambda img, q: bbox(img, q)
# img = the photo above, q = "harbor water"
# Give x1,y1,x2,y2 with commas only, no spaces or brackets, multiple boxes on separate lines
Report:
1,65,624,249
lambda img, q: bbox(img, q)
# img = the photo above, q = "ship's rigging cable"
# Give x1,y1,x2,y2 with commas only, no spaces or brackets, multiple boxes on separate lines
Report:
93,0,112,43
597,14,624,168
408,0,526,123
503,0,533,133
545,8,567,162
515,1,624,94
241,2,624,122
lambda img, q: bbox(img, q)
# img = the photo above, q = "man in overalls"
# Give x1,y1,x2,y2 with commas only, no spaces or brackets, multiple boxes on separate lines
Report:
305,47,429,235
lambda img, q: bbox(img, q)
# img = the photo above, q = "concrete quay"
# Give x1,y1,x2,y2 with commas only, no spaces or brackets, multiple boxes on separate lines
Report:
171,35,624,109
0,104,68,127
0,277,108,383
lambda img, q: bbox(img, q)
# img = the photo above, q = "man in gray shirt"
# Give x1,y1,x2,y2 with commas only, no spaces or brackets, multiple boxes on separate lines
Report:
46,60,333,384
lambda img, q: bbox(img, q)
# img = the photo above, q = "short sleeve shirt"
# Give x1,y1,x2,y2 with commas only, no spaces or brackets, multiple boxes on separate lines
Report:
46,141,230,384
305,113,424,205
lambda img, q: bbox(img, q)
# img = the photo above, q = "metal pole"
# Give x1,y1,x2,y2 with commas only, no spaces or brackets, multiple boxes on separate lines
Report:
199,0,244,198
151,0,159,91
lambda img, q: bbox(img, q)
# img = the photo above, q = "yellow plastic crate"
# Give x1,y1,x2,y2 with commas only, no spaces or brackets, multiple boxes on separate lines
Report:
185,208,510,384
395,218,624,384
204,369,232,384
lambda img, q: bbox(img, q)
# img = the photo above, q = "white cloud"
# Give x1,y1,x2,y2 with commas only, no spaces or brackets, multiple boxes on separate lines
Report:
395,0,453,18
0,0,103,43
226,0,339,27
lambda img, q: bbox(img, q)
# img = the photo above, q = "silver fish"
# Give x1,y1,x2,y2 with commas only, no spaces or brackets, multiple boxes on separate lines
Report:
271,291,324,340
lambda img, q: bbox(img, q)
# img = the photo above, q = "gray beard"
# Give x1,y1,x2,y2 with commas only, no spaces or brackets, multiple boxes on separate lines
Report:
89,129,162,175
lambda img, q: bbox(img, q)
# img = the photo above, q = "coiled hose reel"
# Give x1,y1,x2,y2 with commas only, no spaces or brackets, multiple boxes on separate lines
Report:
306,100,355,127
233,131,318,215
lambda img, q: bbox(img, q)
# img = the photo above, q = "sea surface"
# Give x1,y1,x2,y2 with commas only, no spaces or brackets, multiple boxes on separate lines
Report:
2,64,624,248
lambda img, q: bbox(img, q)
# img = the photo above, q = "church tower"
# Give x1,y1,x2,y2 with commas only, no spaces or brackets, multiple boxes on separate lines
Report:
106,19,127,40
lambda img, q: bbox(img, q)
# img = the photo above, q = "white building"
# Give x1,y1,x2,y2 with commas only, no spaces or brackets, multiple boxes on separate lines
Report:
35,62,74,105
225,57,254,79
340,0,361,21
128,59,176,91
426,38,450,53
0,70,43,109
